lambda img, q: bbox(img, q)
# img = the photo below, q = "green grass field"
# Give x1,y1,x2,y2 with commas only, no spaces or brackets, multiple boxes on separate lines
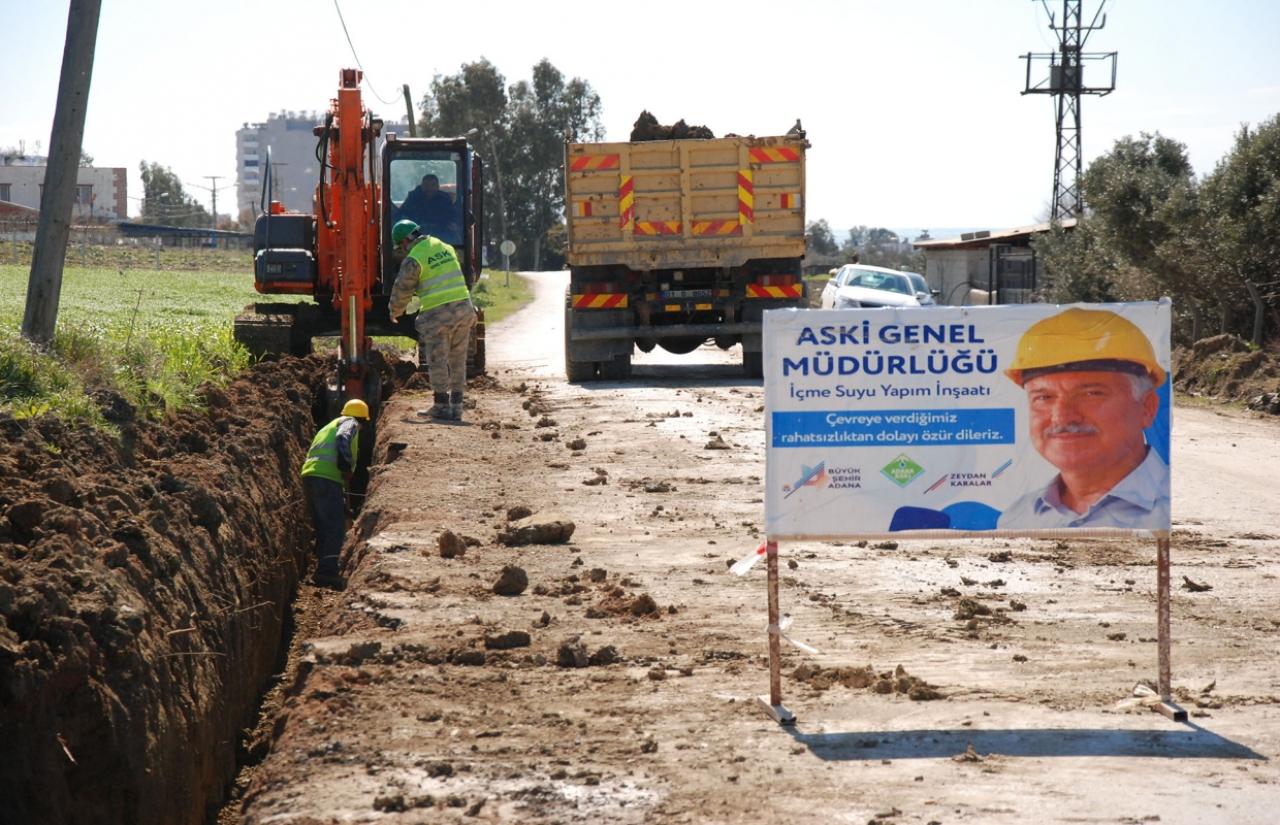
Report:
471,270,533,325
1,261,531,427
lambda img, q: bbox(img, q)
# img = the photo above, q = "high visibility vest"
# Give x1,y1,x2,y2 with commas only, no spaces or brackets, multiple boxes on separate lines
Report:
407,236,470,312
300,416,360,485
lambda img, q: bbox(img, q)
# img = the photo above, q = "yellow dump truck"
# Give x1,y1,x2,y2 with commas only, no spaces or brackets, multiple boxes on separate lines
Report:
563,132,808,380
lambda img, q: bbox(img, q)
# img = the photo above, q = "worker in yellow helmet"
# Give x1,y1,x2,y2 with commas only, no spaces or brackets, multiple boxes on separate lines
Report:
998,308,1169,531
299,398,370,588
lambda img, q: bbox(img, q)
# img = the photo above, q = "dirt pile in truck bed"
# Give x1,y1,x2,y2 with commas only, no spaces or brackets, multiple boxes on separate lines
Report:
0,356,329,825
630,110,716,141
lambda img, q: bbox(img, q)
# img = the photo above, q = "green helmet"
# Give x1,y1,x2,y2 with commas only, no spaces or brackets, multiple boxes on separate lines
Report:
391,219,420,246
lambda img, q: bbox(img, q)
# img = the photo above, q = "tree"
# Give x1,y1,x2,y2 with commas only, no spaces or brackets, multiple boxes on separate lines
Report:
1034,220,1121,304
418,58,604,269
840,225,868,260
1199,116,1280,344
1081,133,1207,310
139,161,210,228
806,219,839,257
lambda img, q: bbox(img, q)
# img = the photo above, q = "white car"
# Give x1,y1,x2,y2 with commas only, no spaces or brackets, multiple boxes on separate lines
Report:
820,264,938,309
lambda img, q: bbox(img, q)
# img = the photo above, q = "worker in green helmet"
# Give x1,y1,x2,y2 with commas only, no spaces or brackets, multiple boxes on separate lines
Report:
388,219,477,421
299,398,370,588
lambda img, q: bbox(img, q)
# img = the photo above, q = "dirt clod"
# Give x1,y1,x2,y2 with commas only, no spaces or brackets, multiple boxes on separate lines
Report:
1182,576,1213,592
437,530,467,558
484,630,532,650
588,645,620,666
954,598,993,620
557,638,590,668
499,512,576,546
493,565,529,596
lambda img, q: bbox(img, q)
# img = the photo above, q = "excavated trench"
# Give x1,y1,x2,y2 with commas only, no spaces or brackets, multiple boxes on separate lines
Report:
0,353,405,825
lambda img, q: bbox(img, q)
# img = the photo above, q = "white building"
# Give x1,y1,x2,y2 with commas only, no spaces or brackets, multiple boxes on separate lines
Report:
0,153,127,220
236,113,411,218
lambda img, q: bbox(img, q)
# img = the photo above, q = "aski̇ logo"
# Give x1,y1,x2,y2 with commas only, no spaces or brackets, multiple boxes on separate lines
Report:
783,462,828,498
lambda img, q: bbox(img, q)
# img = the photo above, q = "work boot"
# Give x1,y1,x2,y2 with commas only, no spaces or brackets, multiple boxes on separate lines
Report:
312,558,346,590
448,390,464,421
418,391,450,419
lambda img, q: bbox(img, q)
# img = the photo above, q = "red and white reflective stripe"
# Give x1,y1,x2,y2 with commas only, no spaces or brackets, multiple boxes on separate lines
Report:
746,283,802,299
572,293,628,309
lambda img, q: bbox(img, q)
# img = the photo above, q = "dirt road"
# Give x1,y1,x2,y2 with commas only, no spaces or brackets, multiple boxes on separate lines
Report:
238,272,1280,824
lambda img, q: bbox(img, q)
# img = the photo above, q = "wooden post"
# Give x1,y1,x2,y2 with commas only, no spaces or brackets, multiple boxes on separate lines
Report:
756,539,795,725
402,85,417,138
21,0,102,344
1154,536,1186,722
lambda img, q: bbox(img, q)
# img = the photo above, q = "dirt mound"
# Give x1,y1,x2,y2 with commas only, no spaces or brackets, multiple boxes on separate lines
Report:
1174,335,1280,410
792,662,944,701
630,110,716,142
0,356,329,825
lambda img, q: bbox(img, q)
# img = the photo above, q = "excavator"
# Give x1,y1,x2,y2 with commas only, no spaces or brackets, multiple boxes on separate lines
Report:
234,69,485,482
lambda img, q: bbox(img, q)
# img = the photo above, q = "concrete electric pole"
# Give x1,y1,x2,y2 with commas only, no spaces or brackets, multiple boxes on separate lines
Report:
205,175,222,229
1021,0,1117,223
22,0,103,344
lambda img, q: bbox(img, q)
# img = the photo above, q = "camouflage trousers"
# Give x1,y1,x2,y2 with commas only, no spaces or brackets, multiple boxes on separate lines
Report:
415,299,476,395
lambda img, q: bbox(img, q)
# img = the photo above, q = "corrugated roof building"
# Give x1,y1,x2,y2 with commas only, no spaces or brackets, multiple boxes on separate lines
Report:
911,219,1075,305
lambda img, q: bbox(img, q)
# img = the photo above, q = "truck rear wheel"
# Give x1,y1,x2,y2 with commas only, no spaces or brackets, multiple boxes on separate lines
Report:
743,351,763,379
564,301,596,383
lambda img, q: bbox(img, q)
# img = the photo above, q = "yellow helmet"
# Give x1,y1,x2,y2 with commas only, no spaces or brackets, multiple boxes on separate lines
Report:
341,398,371,420
1005,307,1166,387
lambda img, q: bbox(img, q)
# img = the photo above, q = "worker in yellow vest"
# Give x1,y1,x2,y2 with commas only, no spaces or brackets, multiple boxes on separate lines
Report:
299,398,369,588
388,219,477,421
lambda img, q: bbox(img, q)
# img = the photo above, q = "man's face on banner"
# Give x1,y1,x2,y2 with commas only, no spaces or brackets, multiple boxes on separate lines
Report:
1024,370,1158,479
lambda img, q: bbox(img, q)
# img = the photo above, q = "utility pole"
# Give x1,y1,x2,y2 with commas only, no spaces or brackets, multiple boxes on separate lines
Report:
1021,0,1117,223
204,175,222,229
22,0,102,345
402,84,418,137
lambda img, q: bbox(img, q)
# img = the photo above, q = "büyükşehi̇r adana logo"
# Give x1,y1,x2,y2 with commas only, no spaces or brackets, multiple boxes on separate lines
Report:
881,454,925,487
782,462,828,498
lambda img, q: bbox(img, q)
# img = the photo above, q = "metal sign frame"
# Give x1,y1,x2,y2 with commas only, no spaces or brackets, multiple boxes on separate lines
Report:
756,301,1183,725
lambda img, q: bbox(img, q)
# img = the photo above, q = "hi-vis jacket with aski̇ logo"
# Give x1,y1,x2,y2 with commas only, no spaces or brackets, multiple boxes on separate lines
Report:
389,235,472,318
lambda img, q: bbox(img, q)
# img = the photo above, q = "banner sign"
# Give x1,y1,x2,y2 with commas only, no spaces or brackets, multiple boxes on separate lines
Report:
764,301,1172,539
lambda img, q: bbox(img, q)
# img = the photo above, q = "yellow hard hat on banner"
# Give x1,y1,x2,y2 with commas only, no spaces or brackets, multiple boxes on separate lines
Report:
1005,307,1166,387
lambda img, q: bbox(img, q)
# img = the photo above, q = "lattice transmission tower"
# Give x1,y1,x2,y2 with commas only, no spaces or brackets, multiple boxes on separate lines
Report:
1022,1,1117,222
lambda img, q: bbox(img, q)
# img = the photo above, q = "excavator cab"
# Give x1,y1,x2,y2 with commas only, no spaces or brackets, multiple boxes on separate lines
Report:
380,135,484,292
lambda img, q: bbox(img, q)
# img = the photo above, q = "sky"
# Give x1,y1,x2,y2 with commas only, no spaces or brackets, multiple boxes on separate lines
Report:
3,0,1278,238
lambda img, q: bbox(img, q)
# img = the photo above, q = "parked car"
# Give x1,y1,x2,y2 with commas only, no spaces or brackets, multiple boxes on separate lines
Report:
820,264,938,309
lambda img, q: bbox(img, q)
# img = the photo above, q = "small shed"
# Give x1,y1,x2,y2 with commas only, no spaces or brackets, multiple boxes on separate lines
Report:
912,219,1074,306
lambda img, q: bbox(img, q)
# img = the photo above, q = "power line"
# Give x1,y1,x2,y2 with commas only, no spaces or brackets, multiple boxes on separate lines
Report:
332,0,397,106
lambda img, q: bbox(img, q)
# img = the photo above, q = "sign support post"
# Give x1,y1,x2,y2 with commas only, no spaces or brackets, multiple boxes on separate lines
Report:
1155,536,1186,721
757,539,795,725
